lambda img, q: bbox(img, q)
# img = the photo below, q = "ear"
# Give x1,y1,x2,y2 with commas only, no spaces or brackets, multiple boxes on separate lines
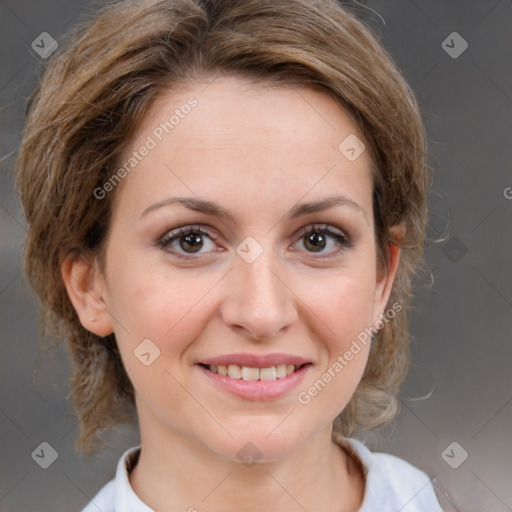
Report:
60,251,114,337
371,225,403,327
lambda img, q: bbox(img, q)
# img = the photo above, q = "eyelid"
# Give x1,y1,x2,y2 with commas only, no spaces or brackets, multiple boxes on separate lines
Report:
294,223,349,242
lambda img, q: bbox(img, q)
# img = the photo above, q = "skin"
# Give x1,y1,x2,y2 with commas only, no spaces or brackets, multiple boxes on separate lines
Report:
62,75,401,512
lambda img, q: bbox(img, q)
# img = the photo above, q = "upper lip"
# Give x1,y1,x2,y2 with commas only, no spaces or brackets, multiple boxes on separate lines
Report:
197,353,312,368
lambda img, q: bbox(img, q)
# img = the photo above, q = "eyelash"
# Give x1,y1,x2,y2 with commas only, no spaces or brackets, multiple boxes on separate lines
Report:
156,223,351,260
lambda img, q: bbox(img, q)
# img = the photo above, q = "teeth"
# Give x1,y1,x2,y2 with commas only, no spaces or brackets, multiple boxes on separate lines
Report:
227,364,242,379
207,363,303,380
276,364,287,378
260,367,277,380
241,366,260,380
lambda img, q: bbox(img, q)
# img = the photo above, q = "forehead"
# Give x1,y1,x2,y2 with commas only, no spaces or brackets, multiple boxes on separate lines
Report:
111,75,373,224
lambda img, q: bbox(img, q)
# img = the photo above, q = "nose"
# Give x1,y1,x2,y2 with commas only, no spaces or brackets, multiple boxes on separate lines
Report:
219,247,298,341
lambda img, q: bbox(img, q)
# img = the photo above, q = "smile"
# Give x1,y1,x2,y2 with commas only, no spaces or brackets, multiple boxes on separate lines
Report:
199,363,308,381
196,359,313,400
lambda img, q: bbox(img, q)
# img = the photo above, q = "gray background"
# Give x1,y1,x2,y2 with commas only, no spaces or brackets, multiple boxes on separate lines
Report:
1,1,511,510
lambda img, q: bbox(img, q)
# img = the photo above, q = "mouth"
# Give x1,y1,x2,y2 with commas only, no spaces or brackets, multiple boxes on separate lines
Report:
195,354,313,400
197,362,311,381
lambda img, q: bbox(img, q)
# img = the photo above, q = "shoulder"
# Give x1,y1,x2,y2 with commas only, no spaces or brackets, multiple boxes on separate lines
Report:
336,436,443,512
81,446,150,512
81,479,115,512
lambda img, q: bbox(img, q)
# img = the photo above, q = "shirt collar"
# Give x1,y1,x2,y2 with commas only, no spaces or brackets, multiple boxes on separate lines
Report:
114,445,155,512
113,437,373,511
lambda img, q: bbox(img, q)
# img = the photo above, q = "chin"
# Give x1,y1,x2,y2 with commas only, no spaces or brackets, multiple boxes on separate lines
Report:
204,417,317,463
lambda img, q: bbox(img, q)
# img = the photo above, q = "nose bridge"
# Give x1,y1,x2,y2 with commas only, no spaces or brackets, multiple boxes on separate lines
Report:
220,240,298,340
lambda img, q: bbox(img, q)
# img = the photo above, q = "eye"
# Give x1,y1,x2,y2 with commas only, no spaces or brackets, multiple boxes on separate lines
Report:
292,224,350,256
157,223,351,260
157,225,220,257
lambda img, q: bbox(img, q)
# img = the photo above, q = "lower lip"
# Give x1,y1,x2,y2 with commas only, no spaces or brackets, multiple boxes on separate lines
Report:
196,364,312,400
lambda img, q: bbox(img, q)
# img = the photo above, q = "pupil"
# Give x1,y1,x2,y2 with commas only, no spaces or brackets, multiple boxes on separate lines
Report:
306,231,325,252
181,233,203,253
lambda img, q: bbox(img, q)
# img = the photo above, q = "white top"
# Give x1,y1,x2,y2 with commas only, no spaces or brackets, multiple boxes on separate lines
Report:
82,437,443,511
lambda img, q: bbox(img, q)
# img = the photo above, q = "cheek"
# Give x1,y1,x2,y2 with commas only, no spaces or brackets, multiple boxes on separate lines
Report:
105,235,214,327
102,243,210,366
294,264,377,407
303,265,377,350
108,268,218,417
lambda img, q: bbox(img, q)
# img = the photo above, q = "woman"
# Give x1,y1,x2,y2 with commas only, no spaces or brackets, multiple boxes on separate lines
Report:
15,0,443,510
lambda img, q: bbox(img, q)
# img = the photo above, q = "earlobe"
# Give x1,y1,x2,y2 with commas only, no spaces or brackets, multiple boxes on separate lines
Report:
60,253,114,337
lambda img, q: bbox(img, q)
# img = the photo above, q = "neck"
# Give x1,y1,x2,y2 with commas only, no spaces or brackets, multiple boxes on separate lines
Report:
129,418,364,512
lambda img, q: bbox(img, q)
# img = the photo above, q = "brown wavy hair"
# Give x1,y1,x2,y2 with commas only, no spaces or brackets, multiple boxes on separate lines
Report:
15,0,431,453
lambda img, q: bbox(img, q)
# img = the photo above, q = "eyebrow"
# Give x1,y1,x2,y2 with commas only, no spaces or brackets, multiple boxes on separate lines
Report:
140,195,368,223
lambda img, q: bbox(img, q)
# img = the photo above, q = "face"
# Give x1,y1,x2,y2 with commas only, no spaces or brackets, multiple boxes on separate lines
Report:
65,75,399,462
